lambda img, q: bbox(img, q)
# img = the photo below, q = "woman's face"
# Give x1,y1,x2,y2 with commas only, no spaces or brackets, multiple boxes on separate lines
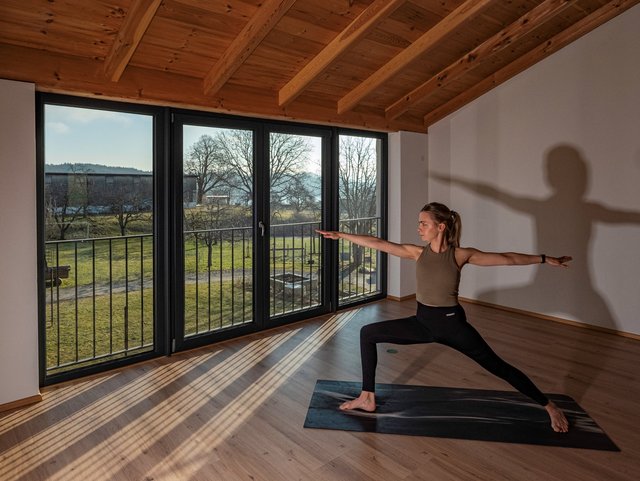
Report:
417,212,443,242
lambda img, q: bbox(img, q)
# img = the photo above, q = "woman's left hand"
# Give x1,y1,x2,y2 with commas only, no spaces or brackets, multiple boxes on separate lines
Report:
547,255,572,267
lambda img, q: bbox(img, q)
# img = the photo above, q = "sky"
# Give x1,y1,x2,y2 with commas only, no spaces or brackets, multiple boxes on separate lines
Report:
45,104,322,174
45,104,153,172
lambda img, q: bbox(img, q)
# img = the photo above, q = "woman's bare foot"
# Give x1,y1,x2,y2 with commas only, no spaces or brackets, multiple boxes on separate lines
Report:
545,401,569,432
339,391,376,412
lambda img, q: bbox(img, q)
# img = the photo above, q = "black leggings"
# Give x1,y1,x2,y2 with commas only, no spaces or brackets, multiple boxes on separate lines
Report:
359,303,549,406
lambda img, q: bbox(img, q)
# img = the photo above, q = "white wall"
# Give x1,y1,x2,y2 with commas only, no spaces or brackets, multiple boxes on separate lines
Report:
387,131,428,298
0,79,40,405
428,5,640,335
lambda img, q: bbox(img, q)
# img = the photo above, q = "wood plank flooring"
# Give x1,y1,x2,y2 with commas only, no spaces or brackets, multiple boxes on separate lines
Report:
1,299,639,481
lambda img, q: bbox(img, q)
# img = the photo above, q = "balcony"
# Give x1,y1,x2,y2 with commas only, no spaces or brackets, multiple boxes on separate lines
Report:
44,218,381,374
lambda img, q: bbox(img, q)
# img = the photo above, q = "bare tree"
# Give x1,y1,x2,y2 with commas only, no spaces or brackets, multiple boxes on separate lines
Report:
339,135,378,222
105,177,151,236
269,133,311,200
45,170,89,240
217,130,312,206
280,172,318,214
216,130,253,205
184,200,230,267
338,136,379,270
185,134,229,204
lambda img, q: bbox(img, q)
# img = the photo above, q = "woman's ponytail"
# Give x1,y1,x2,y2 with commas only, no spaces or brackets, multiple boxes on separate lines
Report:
448,210,461,247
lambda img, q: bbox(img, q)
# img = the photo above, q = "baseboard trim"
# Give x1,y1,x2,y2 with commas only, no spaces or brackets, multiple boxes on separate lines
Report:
460,297,640,341
0,393,42,413
387,293,416,302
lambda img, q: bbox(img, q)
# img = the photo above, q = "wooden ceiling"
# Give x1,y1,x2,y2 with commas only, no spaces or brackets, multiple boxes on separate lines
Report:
0,0,637,132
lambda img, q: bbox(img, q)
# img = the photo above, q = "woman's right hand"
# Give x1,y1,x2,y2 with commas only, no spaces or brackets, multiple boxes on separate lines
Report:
316,229,341,240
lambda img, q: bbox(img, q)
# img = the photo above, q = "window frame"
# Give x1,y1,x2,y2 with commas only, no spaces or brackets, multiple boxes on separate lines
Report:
36,95,388,385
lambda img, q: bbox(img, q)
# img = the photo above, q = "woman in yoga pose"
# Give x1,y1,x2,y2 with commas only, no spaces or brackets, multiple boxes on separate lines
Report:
317,202,571,432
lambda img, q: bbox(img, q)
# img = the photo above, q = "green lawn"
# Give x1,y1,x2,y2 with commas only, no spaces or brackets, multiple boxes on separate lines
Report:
46,232,328,290
46,278,251,371
44,220,378,373
45,288,154,372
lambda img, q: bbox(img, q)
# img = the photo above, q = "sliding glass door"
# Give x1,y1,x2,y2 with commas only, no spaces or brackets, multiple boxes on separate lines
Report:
268,130,327,321
175,119,257,349
174,117,331,349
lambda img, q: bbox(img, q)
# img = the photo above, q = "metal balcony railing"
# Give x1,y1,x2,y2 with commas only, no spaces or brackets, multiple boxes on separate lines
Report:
44,234,154,374
337,216,382,305
269,220,323,317
183,226,254,336
44,217,381,373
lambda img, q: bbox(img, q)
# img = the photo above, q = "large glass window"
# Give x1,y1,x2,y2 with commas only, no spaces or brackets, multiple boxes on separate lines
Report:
39,96,386,382
182,125,254,337
337,134,384,306
43,103,155,376
269,132,324,318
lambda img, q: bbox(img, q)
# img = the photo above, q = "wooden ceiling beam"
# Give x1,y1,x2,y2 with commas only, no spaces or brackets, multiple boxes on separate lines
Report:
423,0,640,129
278,0,405,107
336,0,495,115
0,43,422,133
386,0,577,120
103,0,162,82
203,0,297,97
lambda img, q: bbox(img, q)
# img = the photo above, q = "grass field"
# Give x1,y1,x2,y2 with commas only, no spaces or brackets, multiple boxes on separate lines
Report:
44,214,378,374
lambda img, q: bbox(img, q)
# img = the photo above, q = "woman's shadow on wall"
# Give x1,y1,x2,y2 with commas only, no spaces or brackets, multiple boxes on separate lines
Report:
433,144,640,402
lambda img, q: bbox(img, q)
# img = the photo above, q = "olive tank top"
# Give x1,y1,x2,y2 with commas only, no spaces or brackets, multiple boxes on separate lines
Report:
415,245,460,307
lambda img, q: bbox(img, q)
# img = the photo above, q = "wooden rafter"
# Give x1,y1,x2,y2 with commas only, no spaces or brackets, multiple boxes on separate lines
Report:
423,0,640,128
103,0,162,82
336,0,495,115
1,0,632,134
386,0,577,120
278,0,405,107
0,42,421,133
203,0,297,96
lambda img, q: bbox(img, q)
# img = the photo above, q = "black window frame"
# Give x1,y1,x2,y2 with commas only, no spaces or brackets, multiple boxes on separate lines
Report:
36,94,387,386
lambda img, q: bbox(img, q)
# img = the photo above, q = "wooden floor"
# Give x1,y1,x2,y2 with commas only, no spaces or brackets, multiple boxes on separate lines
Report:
1,299,639,481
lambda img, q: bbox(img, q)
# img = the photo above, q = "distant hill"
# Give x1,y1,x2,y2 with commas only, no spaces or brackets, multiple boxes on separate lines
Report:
45,163,150,174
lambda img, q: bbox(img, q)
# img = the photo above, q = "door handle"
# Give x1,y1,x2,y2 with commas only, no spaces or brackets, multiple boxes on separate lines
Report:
258,220,265,237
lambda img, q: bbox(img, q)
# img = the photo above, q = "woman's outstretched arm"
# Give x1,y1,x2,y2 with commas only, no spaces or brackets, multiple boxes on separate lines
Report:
316,230,423,260
455,247,572,268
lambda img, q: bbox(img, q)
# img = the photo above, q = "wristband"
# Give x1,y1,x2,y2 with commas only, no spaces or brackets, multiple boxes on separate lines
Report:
540,254,546,264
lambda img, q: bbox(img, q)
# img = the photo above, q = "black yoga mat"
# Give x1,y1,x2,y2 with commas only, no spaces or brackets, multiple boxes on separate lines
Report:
304,380,619,451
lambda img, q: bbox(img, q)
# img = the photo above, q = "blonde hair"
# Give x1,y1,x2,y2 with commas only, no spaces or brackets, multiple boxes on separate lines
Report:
421,202,461,247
